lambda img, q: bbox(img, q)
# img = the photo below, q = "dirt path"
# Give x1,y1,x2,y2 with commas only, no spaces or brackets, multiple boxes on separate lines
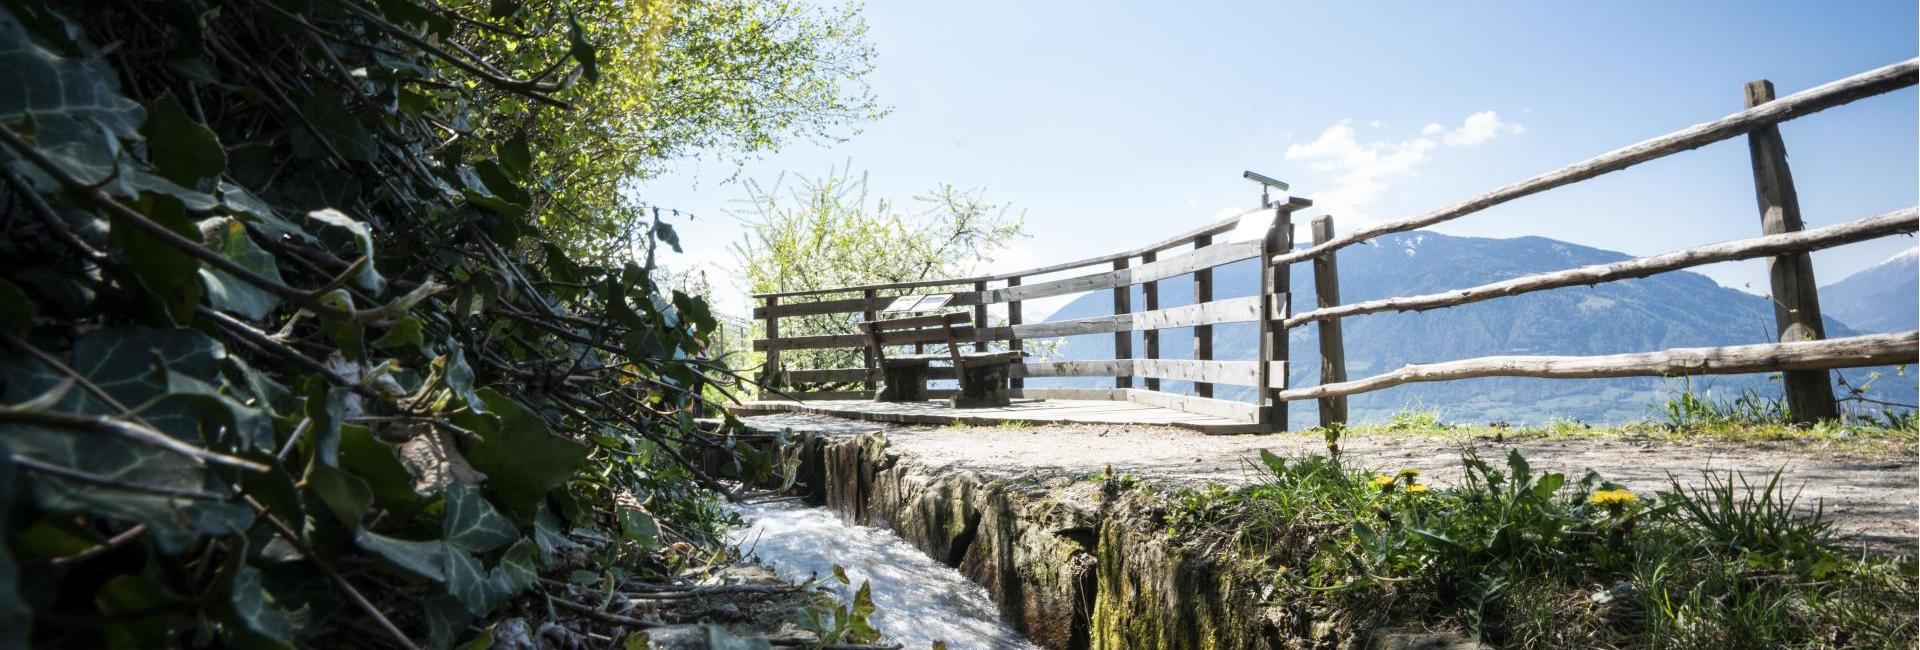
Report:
739,413,1918,549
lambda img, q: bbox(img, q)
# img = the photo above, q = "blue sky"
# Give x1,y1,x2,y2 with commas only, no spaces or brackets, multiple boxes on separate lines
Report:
644,1,1918,318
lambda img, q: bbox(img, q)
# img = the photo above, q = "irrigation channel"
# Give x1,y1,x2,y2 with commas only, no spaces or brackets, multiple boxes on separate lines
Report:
730,502,1042,649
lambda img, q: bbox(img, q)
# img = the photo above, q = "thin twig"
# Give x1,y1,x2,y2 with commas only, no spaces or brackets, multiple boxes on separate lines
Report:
546,592,662,629
50,523,151,567
0,407,268,473
13,455,229,500
246,496,421,650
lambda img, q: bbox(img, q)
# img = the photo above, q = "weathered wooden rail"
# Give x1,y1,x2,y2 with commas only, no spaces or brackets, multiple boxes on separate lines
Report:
747,58,1920,430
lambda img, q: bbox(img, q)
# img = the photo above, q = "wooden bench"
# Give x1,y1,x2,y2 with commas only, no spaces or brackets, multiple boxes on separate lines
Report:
858,310,1022,407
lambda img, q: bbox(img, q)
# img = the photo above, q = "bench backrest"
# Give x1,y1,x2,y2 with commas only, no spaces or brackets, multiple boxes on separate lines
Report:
858,311,976,368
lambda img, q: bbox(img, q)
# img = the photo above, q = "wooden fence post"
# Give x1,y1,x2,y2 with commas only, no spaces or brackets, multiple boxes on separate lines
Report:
1008,276,1023,391
861,289,878,394
973,279,989,350
1141,251,1161,392
1745,79,1838,424
1260,209,1293,430
1113,257,1133,389
1192,234,1215,399
761,295,781,399
1310,215,1349,427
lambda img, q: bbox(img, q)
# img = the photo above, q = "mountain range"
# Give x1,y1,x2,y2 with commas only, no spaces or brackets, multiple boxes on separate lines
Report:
1027,231,1917,427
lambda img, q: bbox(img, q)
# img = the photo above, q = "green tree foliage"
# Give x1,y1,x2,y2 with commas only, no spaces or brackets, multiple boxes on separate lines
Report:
525,0,883,260
0,0,871,647
731,167,1024,382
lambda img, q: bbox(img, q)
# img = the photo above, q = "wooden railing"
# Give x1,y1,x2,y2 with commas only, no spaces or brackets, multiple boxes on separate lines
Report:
750,199,1310,425
748,58,1920,430
1275,59,1920,427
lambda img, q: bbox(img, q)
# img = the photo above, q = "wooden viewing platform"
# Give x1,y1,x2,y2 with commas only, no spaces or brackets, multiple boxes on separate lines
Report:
740,60,1920,432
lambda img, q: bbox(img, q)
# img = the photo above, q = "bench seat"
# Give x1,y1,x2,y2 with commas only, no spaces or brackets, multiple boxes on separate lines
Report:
859,306,1021,407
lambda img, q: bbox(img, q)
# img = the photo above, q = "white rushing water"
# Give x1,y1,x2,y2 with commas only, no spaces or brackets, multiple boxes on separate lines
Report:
729,502,1041,650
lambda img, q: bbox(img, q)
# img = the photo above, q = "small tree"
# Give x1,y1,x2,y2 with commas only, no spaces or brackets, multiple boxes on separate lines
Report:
732,166,1024,387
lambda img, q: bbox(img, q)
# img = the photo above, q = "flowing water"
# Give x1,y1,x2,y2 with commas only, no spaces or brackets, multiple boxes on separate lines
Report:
729,501,1041,649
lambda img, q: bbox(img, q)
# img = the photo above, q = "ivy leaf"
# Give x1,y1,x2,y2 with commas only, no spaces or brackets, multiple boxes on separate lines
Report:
671,290,714,339
566,11,597,83
0,8,145,192
0,327,232,551
289,91,376,161
218,181,316,245
306,459,372,527
227,566,294,648
440,345,489,416
531,501,579,559
301,380,345,467
619,507,660,551
372,316,425,354
421,594,469,650
339,425,424,519
497,136,531,180
142,91,224,186
354,529,447,582
454,389,588,519
198,217,283,320
300,208,385,293
111,194,204,324
472,159,528,207
239,453,303,535
442,543,491,616
486,539,537,600
443,484,517,554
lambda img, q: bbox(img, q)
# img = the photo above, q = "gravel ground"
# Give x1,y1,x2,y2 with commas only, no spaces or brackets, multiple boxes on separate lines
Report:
740,413,1918,550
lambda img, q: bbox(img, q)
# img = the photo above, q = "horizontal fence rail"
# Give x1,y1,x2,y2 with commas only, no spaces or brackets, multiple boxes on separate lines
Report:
1280,332,1918,401
1284,207,1920,328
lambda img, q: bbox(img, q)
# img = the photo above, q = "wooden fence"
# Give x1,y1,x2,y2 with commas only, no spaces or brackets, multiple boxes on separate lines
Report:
749,58,1920,430
750,196,1309,424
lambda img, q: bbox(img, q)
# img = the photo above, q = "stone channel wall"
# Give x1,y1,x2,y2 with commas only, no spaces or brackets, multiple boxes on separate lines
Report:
769,431,1441,650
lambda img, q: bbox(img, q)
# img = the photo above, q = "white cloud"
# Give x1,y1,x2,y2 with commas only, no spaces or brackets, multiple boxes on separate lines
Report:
1284,111,1524,223
1367,119,1383,128
1441,110,1517,147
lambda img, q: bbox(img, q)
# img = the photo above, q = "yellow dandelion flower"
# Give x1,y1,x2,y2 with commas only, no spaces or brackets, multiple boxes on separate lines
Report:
1406,484,1431,494
1370,474,1396,491
1396,467,1422,479
1588,489,1637,507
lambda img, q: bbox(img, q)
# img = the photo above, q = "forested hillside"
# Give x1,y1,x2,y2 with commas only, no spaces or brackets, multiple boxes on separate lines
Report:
1822,247,1918,334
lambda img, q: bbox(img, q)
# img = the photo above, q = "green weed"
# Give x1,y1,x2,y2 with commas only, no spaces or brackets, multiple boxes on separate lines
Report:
1159,446,1918,648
